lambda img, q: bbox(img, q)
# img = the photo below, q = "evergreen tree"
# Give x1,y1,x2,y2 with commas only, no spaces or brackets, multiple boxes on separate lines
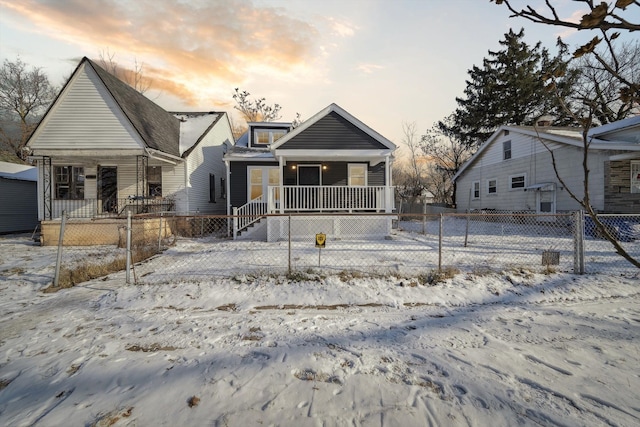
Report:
444,28,576,147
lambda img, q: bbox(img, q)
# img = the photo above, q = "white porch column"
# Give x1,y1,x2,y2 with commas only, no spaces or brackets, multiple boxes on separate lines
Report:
385,155,392,213
278,156,285,213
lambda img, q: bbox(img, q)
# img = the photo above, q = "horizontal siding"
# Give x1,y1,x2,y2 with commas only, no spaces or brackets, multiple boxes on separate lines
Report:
230,161,275,207
185,119,233,214
29,63,142,152
282,111,387,150
456,143,608,212
0,179,38,233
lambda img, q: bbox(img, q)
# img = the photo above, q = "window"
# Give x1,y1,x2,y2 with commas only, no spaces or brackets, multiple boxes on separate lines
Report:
55,166,84,199
348,164,367,186
220,177,226,199
472,181,480,199
147,166,162,197
503,140,512,160
253,129,287,146
209,174,216,203
632,161,640,194
510,174,526,189
487,178,497,194
248,166,280,201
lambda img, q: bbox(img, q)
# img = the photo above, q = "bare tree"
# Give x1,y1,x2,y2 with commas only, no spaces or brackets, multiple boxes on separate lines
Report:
232,88,282,122
394,122,429,211
494,0,640,268
420,115,475,206
493,0,640,104
97,49,152,94
571,41,640,124
0,57,57,159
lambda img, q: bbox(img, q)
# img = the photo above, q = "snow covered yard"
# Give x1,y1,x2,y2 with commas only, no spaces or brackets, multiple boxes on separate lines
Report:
1,234,639,426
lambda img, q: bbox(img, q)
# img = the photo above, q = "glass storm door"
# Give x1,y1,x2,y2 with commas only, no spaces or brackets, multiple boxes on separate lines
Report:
98,166,117,213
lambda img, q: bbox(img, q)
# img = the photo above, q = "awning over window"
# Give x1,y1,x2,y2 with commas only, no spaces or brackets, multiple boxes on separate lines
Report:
525,182,555,191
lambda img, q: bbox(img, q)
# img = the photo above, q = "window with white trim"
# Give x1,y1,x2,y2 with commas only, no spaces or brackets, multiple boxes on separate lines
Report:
55,166,84,200
503,140,512,160
509,173,526,189
487,178,497,194
632,161,640,194
472,181,480,199
348,164,367,186
253,129,286,146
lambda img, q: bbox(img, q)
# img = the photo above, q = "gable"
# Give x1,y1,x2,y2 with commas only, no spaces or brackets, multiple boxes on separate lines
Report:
278,111,389,150
90,59,180,156
28,62,146,153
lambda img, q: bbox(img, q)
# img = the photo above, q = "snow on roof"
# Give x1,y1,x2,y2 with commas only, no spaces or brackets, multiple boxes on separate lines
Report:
544,129,583,138
173,112,221,155
0,161,37,181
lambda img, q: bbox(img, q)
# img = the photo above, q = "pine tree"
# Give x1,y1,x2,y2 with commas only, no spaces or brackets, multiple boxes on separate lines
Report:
445,28,575,147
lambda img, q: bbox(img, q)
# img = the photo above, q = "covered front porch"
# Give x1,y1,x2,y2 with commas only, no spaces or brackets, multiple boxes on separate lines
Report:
31,153,181,220
233,184,395,239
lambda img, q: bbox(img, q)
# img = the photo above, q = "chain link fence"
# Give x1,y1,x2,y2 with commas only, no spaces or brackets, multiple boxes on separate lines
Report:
44,211,639,287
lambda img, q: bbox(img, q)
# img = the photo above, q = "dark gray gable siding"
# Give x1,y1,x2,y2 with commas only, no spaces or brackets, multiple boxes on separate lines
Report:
281,111,388,150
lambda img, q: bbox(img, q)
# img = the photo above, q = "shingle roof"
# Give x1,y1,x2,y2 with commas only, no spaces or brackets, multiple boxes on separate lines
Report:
86,58,181,157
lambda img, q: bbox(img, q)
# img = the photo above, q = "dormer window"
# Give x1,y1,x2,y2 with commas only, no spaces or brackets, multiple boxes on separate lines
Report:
253,129,286,146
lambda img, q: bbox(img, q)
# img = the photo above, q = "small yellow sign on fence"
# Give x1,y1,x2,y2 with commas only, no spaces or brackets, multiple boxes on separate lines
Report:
315,233,326,248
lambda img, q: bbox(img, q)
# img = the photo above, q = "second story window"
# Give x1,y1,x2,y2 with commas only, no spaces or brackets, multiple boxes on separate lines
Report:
253,129,287,146
503,140,512,160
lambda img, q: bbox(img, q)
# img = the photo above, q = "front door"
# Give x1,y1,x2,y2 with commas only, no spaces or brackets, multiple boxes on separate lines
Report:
298,165,321,210
98,166,117,213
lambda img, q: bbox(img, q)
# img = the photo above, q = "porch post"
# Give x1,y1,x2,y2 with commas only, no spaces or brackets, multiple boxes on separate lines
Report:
42,156,52,220
385,155,392,213
278,156,285,213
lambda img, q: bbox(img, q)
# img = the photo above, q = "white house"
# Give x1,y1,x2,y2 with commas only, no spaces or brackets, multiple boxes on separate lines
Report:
26,57,233,221
453,116,640,214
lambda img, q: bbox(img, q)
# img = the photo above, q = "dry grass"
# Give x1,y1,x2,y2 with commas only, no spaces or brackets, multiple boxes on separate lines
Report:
187,396,200,408
0,378,13,390
417,266,460,285
43,246,160,292
89,407,133,427
125,343,178,352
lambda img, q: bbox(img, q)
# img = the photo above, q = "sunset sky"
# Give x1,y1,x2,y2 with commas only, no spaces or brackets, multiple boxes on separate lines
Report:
0,0,629,152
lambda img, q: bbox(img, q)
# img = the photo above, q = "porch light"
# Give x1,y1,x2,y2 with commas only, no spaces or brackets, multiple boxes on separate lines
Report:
291,165,297,170
322,165,327,170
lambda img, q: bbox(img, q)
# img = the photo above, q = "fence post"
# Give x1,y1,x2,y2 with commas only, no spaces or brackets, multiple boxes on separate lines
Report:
53,210,67,287
158,213,163,250
232,207,238,240
288,214,292,275
126,210,132,284
438,213,443,273
422,201,427,234
574,210,585,274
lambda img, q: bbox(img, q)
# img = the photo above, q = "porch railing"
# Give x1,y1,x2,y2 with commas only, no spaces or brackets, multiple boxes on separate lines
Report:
232,195,266,239
267,185,394,213
47,197,175,219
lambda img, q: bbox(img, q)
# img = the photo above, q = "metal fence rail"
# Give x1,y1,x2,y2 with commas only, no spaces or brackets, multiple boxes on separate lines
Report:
47,212,639,286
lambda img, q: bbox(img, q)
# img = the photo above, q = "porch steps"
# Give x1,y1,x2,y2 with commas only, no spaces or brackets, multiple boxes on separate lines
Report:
236,217,268,241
